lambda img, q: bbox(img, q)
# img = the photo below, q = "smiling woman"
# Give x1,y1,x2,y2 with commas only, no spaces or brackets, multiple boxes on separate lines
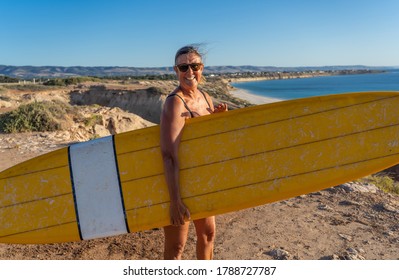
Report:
159,45,227,260
173,46,206,91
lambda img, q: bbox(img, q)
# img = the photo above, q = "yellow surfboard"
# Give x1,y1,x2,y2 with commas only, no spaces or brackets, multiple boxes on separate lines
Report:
1,91,399,244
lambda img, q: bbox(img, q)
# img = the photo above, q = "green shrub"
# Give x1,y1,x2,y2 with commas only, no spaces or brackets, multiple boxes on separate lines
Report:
0,101,68,133
3,84,54,91
43,76,101,86
359,174,399,195
84,114,103,127
0,76,19,83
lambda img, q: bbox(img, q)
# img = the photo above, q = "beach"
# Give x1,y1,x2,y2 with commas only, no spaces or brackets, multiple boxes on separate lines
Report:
229,88,282,105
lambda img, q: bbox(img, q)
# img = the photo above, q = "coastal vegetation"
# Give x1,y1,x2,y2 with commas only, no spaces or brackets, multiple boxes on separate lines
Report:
359,175,399,195
2,83,58,92
0,100,108,134
0,102,61,133
0,75,19,83
0,101,70,133
43,76,101,86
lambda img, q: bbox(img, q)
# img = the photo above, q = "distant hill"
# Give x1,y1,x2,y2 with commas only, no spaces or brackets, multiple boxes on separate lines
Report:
0,64,395,79
0,65,174,79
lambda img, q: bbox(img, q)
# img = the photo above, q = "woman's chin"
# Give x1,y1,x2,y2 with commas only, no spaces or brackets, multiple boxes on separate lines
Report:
182,80,198,89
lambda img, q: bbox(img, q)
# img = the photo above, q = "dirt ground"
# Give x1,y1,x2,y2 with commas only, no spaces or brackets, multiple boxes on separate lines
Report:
0,132,398,260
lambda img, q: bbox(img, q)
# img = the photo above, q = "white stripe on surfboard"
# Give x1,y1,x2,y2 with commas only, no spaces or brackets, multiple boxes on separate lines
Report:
69,136,127,240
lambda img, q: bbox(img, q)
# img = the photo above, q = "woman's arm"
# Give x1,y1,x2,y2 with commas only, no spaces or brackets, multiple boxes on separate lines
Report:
160,97,191,225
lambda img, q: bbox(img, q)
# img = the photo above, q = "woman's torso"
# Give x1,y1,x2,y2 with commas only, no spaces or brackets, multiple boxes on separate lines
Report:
167,90,211,118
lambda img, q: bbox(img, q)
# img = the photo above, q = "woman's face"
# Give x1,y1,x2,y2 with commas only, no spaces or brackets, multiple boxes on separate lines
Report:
174,52,203,91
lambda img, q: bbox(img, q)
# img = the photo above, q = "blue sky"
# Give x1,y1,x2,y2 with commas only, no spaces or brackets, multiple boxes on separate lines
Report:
1,0,398,67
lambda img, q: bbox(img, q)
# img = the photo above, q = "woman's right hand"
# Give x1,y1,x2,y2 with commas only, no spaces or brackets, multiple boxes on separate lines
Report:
169,199,191,226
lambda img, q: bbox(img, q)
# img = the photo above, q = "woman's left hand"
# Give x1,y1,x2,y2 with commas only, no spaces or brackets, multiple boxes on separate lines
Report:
213,103,228,113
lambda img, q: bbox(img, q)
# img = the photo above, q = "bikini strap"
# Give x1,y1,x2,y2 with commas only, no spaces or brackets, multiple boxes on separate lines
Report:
199,90,211,108
167,93,194,118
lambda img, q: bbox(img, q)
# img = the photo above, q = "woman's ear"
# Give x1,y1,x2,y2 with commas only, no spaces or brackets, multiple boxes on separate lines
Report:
173,65,178,74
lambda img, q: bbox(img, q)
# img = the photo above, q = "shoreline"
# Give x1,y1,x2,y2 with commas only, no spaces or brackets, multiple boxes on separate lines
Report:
229,88,282,105
225,69,386,105
225,71,341,105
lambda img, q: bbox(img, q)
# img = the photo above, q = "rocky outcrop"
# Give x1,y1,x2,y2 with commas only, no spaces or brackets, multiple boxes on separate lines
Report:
72,106,155,140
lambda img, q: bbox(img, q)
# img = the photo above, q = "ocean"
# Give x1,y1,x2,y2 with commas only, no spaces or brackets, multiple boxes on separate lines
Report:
231,70,399,100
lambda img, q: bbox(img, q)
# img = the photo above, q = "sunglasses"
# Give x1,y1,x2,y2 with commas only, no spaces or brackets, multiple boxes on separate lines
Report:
175,63,203,72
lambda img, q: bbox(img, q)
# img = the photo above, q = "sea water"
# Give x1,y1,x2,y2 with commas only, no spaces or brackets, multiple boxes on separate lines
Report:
231,70,399,100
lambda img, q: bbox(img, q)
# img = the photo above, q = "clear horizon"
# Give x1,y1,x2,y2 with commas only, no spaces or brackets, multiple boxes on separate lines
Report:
1,0,399,68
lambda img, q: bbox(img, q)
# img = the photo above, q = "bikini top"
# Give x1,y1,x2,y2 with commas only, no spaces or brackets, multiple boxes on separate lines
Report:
167,91,211,118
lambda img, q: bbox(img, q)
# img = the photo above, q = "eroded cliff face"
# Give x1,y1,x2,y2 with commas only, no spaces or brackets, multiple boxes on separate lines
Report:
70,85,170,124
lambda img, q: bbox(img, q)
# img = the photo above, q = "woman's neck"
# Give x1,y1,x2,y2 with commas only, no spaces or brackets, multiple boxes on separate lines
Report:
179,86,198,99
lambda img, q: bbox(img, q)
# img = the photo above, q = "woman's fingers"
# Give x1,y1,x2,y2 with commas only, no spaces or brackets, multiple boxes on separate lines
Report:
214,103,228,113
170,201,191,226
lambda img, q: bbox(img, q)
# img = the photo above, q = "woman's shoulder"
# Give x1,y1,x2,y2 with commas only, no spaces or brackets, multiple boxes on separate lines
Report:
164,89,185,110
162,89,192,120
167,87,183,99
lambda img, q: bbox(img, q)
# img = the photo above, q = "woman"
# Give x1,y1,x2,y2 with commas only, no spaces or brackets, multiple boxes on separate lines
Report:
160,45,227,260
